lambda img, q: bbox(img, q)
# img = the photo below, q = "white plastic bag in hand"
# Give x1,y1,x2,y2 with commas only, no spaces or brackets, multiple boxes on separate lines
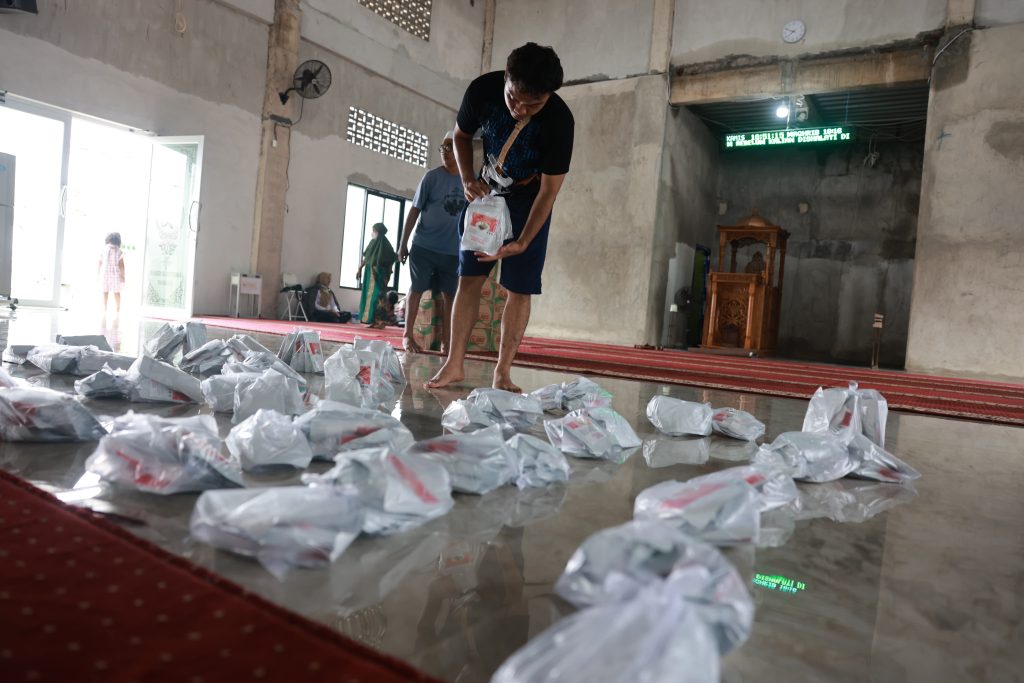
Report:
633,477,761,546
506,433,570,488
226,409,314,470
461,194,512,255
710,407,765,441
544,406,641,462
647,395,713,437
86,412,242,494
754,431,855,483
405,424,518,495
554,519,754,654
233,369,304,424
303,445,454,535
190,486,364,577
0,387,106,442
492,573,720,683
293,400,414,460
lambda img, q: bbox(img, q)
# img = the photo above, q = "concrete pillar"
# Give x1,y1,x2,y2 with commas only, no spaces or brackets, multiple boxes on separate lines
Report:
250,0,301,318
480,0,496,74
946,0,976,26
648,0,675,74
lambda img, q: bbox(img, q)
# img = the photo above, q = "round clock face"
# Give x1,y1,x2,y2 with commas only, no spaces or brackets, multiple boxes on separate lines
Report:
782,19,806,43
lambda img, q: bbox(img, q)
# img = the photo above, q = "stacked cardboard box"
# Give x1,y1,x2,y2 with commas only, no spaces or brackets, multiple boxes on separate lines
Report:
411,291,446,352
467,267,506,353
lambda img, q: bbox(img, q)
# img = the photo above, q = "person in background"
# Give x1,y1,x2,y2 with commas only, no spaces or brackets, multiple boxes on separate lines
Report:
369,290,400,329
398,131,466,354
357,222,397,325
308,271,350,323
426,43,574,392
98,232,125,315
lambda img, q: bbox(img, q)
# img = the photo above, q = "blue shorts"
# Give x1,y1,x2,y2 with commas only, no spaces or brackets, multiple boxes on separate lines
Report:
408,244,459,297
458,185,551,295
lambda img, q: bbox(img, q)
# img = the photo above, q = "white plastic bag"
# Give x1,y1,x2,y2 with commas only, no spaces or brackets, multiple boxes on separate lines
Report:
802,381,888,447
440,399,495,433
200,372,261,412
506,433,570,489
559,376,614,411
683,464,799,512
303,445,454,535
405,425,518,495
793,479,918,523
27,345,134,376
126,355,204,403
847,432,921,483
711,407,765,441
646,395,713,437
183,321,207,354
544,407,641,462
190,486,364,577
353,338,406,387
226,409,315,470
554,520,754,654
143,323,186,360
442,388,543,433
323,346,363,407
529,383,563,412
233,369,304,423
0,387,106,442
0,367,25,389
75,365,133,400
180,339,231,375
293,400,414,460
223,350,307,390
278,329,326,374
86,412,242,493
633,478,761,546
642,437,711,468
461,194,512,255
754,431,855,483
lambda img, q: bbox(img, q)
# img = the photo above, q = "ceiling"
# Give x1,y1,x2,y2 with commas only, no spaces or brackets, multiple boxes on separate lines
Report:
687,82,930,143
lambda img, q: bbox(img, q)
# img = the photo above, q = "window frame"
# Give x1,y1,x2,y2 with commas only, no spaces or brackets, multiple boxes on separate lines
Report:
339,182,410,293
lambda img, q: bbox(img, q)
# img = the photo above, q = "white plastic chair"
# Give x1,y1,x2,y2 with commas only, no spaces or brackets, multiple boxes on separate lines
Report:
280,272,308,322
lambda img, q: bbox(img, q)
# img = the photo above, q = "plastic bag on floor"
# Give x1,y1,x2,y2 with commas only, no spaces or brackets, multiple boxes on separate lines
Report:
544,407,641,463
75,365,134,400
323,346,363,407
634,477,760,546
190,486,364,577
753,431,855,483
55,334,113,351
406,425,518,495
0,387,106,442
86,412,242,493
27,345,133,376
709,437,759,462
2,345,34,365
200,372,261,412
293,400,414,459
643,437,711,468
223,350,307,390
441,399,495,433
711,407,765,441
303,445,454,535
529,384,563,412
143,323,187,361
180,339,231,375
492,573,720,683
559,376,614,412
353,338,406,387
467,388,544,430
0,367,26,389
847,432,920,483
126,356,204,403
683,464,799,512
461,194,512,256
506,433,570,489
802,381,888,447
793,479,918,523
647,395,713,437
554,520,753,654
225,334,273,359
278,329,326,374
324,344,399,410
226,408,315,471
183,322,207,355
233,368,304,423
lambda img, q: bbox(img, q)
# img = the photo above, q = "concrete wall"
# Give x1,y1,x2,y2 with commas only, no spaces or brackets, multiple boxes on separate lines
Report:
717,141,921,367
0,0,268,316
906,23,1024,381
976,0,1024,27
672,0,947,65
490,0,656,82
280,40,457,293
528,75,668,346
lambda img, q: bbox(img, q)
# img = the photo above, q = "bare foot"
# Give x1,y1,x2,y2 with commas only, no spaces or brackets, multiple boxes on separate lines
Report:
492,371,521,393
403,335,422,354
425,362,465,389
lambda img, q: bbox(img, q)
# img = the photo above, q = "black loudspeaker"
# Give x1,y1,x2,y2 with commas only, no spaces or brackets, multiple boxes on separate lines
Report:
0,0,38,14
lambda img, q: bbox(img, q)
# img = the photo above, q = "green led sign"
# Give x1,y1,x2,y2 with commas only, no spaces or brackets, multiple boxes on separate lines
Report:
725,127,853,149
753,573,807,594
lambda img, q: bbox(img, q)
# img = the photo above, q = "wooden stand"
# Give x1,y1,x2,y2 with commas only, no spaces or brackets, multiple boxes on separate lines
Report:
701,210,789,355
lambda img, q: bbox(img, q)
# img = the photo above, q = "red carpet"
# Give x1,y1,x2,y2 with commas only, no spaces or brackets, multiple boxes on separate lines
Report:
0,469,442,683
194,316,1024,426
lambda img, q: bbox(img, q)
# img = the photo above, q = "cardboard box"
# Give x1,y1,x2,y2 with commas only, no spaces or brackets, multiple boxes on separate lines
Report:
466,327,494,352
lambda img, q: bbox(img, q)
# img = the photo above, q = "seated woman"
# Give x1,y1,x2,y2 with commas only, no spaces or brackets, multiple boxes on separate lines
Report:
306,272,351,323
368,290,399,329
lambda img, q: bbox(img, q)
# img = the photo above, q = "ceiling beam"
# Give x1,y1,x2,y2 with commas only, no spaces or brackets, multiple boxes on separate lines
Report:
671,46,933,106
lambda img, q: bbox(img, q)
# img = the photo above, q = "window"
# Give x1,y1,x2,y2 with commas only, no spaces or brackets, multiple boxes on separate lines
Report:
347,107,429,168
359,0,432,41
340,184,411,293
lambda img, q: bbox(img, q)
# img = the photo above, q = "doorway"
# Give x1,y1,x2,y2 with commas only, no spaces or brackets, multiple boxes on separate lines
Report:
340,183,410,292
0,94,203,320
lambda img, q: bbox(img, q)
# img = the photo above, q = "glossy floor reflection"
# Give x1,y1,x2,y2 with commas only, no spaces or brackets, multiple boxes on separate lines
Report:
2,310,1023,682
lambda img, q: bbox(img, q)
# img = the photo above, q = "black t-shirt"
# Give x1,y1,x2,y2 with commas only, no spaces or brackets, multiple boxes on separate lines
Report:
456,71,574,181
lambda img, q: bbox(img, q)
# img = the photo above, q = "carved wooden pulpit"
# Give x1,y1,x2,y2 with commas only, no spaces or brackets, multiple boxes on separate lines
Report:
701,210,789,354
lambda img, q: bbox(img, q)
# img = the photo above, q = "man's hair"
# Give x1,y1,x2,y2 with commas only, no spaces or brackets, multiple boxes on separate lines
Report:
506,43,563,95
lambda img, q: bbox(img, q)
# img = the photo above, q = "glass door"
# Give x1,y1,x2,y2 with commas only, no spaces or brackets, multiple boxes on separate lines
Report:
338,184,408,291
140,137,203,319
0,96,71,306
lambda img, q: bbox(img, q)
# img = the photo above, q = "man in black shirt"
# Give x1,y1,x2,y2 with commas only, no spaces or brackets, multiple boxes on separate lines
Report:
426,43,575,392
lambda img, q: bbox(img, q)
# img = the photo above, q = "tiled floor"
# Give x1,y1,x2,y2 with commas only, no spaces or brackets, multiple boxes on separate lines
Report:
2,309,1023,682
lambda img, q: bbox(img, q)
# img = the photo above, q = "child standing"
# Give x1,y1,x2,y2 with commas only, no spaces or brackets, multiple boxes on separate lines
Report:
98,232,125,314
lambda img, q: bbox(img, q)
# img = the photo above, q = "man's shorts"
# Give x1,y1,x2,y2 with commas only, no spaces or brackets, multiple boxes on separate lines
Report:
458,184,551,295
408,244,459,297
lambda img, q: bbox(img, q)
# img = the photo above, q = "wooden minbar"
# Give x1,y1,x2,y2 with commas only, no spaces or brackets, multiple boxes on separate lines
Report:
701,209,789,355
